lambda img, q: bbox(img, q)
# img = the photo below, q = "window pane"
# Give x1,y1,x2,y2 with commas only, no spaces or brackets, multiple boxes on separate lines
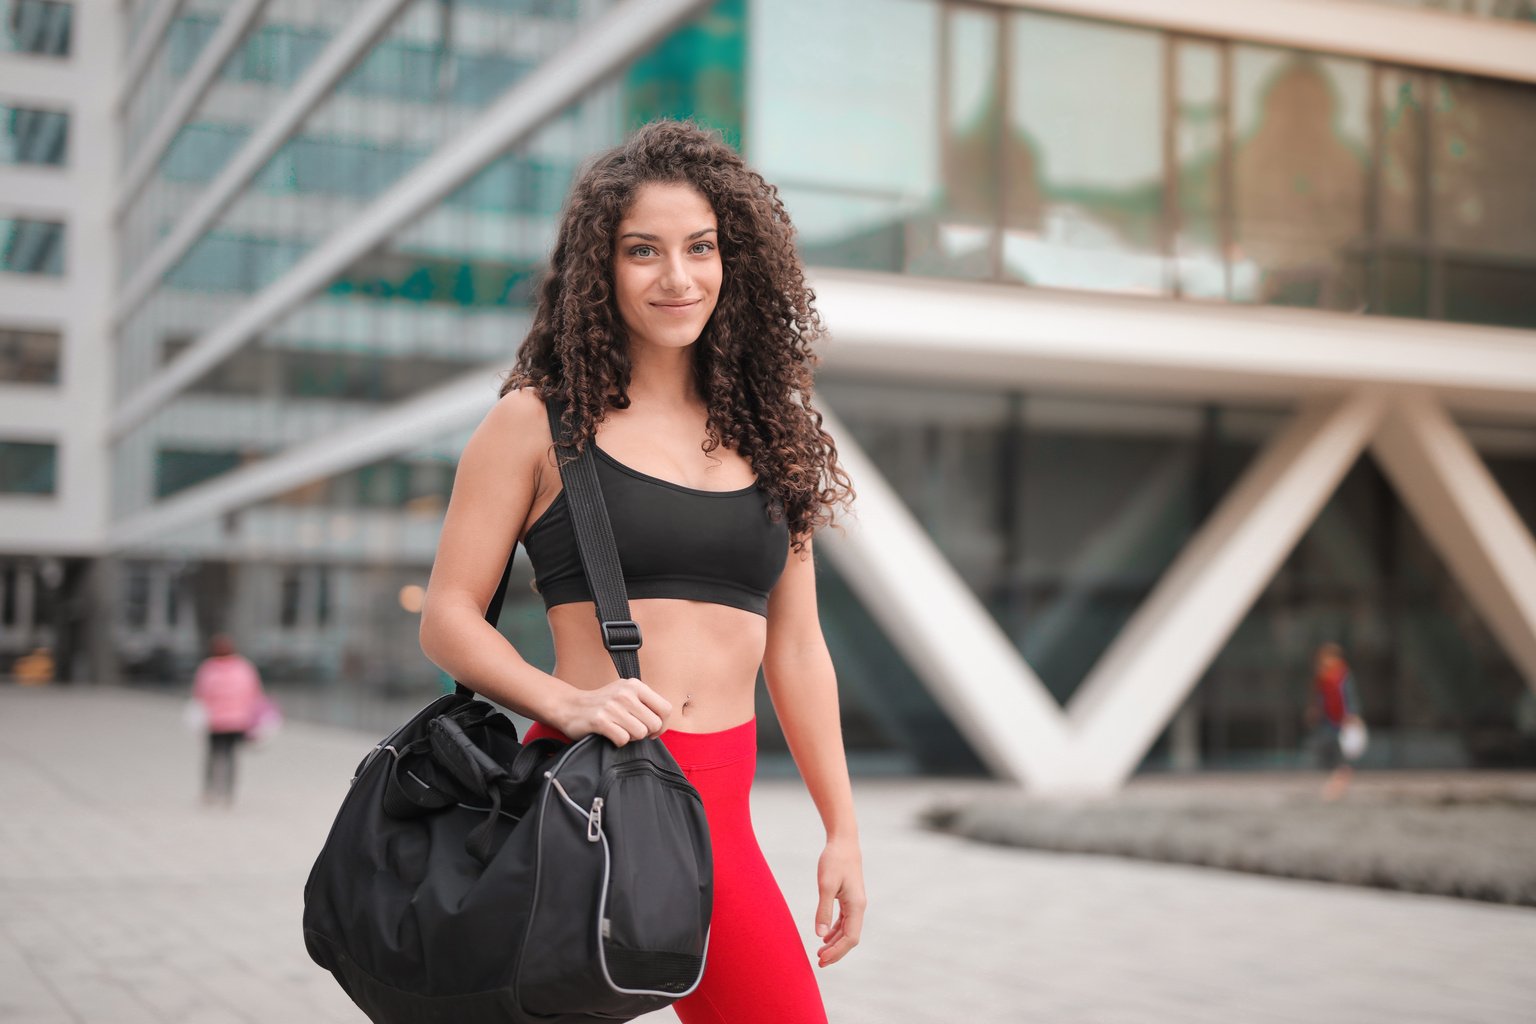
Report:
1231,47,1370,312
1377,68,1429,243
1006,13,1166,295
0,218,64,275
748,0,939,275
929,6,1001,279
2,0,72,57
1174,40,1227,299
0,327,61,384
0,441,57,494
0,105,68,165
156,448,245,499
1433,73,1536,262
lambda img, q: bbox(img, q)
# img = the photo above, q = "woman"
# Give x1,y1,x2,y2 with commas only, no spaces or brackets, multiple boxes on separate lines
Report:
419,119,863,1024
191,632,267,807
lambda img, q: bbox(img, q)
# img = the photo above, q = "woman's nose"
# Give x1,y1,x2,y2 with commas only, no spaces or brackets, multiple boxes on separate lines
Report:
658,252,689,292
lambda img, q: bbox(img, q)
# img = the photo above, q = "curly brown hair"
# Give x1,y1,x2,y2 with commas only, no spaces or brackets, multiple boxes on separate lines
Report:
499,118,853,553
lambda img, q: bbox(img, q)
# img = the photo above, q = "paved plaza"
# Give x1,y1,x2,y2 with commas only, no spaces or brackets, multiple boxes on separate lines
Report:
1,686,1533,1024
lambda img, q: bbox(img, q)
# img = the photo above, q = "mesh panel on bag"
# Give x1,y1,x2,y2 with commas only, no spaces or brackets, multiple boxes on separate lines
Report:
603,948,704,993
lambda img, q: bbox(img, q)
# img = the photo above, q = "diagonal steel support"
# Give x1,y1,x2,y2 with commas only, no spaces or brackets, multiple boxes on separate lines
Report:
115,0,273,216
1063,390,1386,793
108,0,712,441
114,0,412,315
811,405,1074,787
1369,391,1536,690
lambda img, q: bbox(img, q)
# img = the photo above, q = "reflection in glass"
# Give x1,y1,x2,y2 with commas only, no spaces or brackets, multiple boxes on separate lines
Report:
1377,68,1428,244
925,5,1000,280
1174,40,1227,299
1433,73,1536,261
1231,47,1370,311
1006,13,1164,295
746,0,936,273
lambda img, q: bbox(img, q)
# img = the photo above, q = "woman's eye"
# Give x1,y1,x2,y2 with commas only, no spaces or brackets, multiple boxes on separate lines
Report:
630,245,656,258
690,242,715,255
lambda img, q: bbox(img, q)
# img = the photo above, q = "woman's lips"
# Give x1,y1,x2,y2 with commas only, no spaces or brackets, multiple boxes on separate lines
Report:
651,300,701,315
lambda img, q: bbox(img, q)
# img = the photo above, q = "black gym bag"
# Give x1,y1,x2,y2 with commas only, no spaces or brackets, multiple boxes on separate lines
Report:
302,396,713,1023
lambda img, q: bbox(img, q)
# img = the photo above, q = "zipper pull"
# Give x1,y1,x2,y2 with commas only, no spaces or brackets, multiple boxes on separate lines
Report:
587,796,604,842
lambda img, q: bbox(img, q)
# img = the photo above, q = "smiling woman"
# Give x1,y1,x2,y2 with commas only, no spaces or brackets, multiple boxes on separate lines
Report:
613,183,723,352
418,119,864,1024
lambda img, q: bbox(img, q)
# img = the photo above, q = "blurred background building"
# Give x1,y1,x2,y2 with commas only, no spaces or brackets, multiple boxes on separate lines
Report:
2,0,1534,789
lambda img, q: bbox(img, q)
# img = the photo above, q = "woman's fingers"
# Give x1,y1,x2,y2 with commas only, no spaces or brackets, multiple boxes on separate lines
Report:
615,708,651,741
632,681,673,722
624,698,665,737
602,719,632,747
817,896,864,967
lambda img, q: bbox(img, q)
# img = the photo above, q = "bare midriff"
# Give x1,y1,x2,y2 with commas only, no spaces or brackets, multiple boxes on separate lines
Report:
545,599,765,734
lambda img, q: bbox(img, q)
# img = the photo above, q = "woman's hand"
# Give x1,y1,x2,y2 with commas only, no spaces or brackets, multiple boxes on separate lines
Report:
553,677,672,746
813,835,865,967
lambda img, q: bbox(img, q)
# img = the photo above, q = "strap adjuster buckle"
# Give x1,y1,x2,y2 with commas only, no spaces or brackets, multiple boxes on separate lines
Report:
599,619,643,652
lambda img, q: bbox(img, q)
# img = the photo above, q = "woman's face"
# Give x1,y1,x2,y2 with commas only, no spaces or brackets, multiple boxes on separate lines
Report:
612,181,721,355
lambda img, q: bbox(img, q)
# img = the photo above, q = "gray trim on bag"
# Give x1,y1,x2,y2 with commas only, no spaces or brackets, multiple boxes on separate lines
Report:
519,746,709,1009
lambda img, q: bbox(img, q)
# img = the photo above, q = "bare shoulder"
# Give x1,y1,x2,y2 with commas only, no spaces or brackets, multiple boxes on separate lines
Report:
484,384,552,441
471,385,557,473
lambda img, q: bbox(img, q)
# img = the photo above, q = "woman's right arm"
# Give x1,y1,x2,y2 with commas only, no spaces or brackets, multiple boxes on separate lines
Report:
418,388,671,744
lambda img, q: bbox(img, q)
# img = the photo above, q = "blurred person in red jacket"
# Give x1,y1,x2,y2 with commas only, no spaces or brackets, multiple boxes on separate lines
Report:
191,633,267,807
1306,641,1364,801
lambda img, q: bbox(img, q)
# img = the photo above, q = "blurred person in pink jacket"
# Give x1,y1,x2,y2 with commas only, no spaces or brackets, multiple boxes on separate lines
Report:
191,633,266,806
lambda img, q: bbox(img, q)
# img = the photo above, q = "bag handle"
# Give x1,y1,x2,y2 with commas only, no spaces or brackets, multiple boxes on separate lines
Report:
542,393,643,682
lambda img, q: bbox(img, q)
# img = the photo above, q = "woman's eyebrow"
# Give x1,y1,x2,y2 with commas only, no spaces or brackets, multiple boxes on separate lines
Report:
618,227,719,241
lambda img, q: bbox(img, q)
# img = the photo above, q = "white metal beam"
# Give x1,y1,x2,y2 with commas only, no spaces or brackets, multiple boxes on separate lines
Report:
812,405,1074,787
115,0,272,214
108,0,714,442
1370,391,1536,690
1063,389,1387,794
115,0,185,109
113,0,413,313
994,0,1536,85
107,366,498,551
809,269,1536,421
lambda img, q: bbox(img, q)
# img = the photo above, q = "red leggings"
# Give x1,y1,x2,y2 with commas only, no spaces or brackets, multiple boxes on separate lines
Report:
521,716,828,1024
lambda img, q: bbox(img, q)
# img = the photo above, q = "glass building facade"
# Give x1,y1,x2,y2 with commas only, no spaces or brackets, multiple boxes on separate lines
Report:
7,0,1532,780
754,0,1536,327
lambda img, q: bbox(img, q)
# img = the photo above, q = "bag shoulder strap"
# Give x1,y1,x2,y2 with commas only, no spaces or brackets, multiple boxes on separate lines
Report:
543,392,642,681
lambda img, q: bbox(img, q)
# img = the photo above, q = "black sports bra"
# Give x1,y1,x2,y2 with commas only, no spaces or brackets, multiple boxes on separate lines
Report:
521,410,790,618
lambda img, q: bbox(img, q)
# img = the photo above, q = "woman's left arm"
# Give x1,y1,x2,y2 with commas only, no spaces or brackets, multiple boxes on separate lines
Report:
763,531,866,968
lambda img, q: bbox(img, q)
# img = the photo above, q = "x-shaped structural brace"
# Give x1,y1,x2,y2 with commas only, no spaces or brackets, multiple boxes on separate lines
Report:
817,389,1536,795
